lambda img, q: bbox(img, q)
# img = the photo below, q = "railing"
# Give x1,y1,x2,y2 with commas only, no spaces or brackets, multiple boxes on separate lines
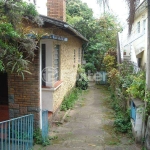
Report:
42,110,48,142
0,114,34,150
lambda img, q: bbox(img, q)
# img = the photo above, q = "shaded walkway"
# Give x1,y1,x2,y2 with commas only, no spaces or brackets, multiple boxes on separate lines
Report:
35,83,141,150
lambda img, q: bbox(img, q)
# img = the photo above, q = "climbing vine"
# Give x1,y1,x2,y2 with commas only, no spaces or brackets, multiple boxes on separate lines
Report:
0,0,43,75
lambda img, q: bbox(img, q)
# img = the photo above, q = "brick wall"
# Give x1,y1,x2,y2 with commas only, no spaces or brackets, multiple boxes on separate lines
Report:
8,50,40,127
47,0,66,22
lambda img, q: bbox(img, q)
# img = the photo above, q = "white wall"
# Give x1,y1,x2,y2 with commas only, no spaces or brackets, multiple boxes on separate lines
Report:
40,39,53,87
42,89,53,111
130,45,138,65
40,39,54,111
123,8,147,67
132,10,147,67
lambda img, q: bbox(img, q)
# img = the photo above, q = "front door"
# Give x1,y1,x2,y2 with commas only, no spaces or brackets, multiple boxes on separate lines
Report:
0,73,9,121
0,73,8,105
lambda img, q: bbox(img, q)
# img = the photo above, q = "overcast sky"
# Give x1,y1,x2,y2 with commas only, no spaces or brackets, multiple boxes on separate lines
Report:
81,0,128,25
34,0,129,27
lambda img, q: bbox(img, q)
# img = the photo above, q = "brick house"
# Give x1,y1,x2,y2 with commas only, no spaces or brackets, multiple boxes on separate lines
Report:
0,0,88,128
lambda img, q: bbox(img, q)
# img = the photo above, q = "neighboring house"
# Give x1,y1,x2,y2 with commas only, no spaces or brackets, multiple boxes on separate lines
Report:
0,0,88,129
121,0,148,143
123,0,147,70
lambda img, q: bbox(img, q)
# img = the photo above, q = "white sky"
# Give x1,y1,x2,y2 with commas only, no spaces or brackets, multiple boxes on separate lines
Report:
30,0,129,27
81,0,128,26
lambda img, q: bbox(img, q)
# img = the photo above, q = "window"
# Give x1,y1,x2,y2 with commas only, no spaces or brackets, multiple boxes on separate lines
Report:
78,48,81,63
54,45,60,82
74,49,76,63
143,19,146,32
42,44,46,87
137,21,140,33
137,58,141,68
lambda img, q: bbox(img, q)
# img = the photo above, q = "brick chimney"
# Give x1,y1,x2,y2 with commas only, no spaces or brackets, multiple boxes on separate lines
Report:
47,0,66,22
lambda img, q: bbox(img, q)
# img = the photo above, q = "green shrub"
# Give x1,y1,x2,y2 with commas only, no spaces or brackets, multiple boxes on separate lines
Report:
114,111,131,133
127,71,145,100
33,128,50,146
84,62,96,73
76,65,88,90
61,88,82,111
76,73,88,90
103,54,116,72
109,91,131,133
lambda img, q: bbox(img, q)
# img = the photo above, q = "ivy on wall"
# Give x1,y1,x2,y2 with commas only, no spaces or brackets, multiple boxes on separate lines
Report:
0,0,43,76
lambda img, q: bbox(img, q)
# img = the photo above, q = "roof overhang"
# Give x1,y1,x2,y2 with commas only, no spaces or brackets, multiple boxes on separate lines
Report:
136,47,144,58
39,15,88,42
135,0,147,19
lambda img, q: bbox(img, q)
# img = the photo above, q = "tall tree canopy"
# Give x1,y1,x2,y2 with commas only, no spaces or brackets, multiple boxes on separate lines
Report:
97,0,139,34
66,0,93,37
67,0,122,72
0,0,42,76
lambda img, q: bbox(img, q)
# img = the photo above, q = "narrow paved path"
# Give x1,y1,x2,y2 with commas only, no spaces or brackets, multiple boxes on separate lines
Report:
35,83,141,150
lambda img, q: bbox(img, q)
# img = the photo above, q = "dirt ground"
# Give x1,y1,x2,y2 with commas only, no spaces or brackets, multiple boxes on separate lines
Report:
34,82,142,150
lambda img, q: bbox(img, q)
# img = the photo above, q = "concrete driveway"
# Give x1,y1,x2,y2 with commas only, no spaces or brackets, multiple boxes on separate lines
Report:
34,83,141,150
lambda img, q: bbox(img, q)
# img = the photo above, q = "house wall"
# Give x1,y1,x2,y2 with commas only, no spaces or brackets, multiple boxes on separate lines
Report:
52,29,82,112
8,50,41,127
7,20,84,126
133,9,147,68
124,8,147,68
42,89,53,111
37,28,83,113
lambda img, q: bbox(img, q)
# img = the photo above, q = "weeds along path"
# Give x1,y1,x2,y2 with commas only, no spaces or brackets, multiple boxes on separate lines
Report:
34,82,141,150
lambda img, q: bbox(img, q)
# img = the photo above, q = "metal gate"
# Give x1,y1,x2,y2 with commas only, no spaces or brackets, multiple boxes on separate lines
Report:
0,114,34,150
131,101,136,121
96,71,107,85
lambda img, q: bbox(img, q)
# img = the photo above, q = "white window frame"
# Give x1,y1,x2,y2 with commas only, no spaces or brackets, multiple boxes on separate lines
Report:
74,49,76,63
137,21,140,33
78,48,81,64
143,19,146,33
54,45,60,82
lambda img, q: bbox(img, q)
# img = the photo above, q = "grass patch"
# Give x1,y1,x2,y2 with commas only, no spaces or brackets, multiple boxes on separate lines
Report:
33,128,50,146
60,88,82,111
102,124,121,145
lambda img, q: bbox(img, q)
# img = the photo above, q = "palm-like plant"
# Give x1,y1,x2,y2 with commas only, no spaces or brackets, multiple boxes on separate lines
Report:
97,0,109,13
125,0,139,34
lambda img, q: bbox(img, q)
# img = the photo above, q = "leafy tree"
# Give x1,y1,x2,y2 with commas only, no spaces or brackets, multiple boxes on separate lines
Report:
84,13,122,71
67,0,122,72
103,48,117,72
66,0,94,38
0,0,43,76
67,0,93,20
